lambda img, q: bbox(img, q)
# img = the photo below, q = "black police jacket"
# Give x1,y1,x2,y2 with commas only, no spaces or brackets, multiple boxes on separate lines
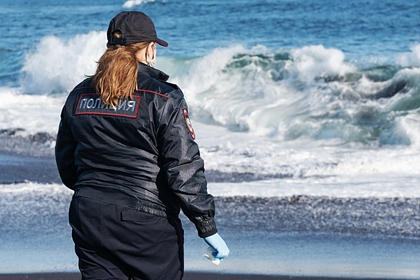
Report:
55,63,217,238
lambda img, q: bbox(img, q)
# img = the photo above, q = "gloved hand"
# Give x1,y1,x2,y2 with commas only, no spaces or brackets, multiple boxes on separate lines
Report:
204,233,230,261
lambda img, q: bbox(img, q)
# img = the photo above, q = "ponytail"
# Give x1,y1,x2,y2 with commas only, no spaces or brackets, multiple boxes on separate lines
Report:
92,41,150,107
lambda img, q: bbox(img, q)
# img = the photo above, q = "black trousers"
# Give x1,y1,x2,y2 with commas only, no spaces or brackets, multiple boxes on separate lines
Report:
69,196,184,280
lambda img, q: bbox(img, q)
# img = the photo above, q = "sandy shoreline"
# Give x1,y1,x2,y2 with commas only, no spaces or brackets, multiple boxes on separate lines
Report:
1,146,420,279
0,272,398,280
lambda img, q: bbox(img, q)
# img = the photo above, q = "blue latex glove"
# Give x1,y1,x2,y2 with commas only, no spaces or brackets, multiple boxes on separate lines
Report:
204,233,230,261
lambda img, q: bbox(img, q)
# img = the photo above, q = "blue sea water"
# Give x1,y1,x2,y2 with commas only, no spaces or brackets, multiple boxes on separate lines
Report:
1,0,420,278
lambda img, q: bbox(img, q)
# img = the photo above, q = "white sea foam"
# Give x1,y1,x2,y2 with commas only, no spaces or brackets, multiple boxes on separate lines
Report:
195,121,420,186
287,45,356,81
1,170,419,199
208,175,420,198
122,0,155,8
0,87,65,135
0,182,72,195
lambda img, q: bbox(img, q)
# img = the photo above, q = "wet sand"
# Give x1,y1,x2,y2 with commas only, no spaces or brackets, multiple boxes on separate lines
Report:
0,272,394,280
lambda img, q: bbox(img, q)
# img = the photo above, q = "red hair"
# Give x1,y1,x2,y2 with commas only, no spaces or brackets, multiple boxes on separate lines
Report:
92,41,149,107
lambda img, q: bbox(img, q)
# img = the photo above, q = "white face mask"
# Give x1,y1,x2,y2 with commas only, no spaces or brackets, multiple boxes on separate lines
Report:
146,44,156,68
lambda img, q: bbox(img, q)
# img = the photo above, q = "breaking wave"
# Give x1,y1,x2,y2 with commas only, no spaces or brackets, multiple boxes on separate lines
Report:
12,32,420,147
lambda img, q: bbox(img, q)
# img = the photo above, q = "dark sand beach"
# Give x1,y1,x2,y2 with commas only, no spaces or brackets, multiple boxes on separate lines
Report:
1,136,420,279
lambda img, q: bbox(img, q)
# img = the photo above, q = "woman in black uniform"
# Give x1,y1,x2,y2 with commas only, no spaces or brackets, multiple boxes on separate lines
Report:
55,11,229,280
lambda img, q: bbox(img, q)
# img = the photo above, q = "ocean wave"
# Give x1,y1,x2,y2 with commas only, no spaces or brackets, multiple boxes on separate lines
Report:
12,32,420,147
169,44,420,147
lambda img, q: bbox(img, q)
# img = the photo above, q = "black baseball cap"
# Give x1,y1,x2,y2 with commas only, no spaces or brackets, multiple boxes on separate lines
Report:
107,11,168,47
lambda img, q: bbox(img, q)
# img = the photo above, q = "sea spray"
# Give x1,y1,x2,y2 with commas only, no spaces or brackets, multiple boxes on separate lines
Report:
21,31,106,94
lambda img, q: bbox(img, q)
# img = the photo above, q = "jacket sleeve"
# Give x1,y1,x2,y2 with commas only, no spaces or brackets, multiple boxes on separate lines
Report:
55,106,78,190
158,95,217,238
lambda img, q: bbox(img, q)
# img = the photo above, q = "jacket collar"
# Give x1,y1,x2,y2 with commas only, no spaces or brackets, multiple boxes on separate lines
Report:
137,62,169,82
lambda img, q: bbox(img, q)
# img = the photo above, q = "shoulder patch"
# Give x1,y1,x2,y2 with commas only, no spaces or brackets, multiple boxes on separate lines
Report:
75,93,140,118
183,108,196,139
